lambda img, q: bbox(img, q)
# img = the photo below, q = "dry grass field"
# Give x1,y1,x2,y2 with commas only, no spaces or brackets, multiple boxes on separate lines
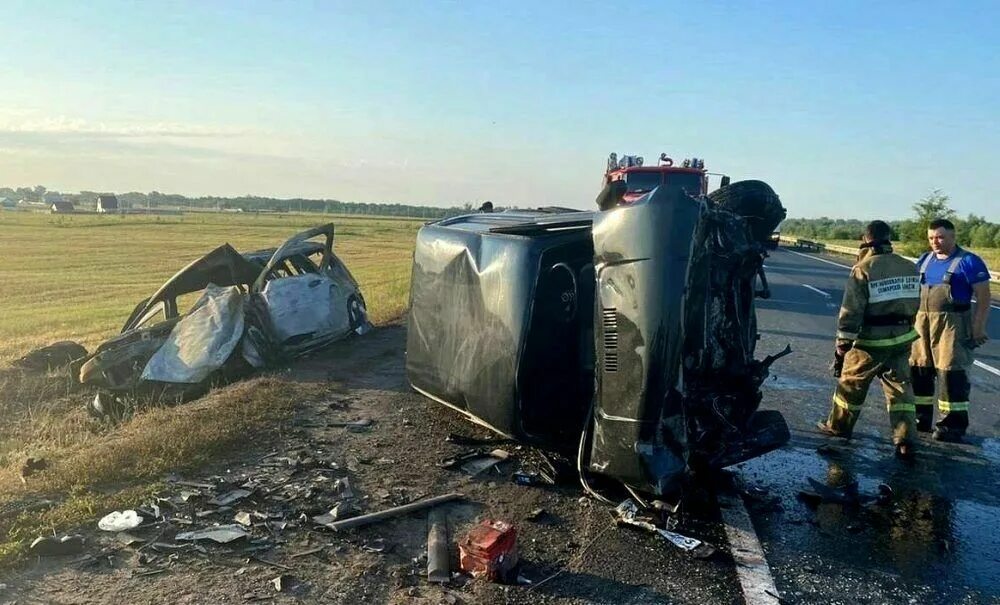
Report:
0,210,423,562
0,210,422,362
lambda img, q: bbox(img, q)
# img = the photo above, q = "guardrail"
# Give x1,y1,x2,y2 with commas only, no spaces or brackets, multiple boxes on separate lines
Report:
778,236,1000,285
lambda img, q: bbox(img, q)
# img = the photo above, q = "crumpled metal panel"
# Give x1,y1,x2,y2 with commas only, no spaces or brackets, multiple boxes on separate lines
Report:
406,226,531,436
406,212,597,443
406,188,789,498
141,284,246,384
122,244,260,333
589,187,703,497
261,274,354,345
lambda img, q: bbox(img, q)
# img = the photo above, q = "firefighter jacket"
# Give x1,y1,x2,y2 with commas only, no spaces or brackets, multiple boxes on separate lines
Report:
835,244,921,349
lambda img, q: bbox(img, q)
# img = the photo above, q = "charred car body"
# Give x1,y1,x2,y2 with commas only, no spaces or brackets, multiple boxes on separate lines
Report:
406,174,789,500
75,224,370,414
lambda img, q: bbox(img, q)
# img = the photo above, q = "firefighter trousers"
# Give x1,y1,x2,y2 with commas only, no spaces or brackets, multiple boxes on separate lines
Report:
910,310,973,434
826,344,916,445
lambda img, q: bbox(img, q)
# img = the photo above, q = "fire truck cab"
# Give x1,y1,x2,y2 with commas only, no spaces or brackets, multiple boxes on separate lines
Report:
604,153,727,204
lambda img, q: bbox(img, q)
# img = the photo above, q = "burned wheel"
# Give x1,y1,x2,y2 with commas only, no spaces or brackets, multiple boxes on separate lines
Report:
708,180,786,245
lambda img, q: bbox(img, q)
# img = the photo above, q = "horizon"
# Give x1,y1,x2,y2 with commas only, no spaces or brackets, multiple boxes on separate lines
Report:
1,1,998,220
0,183,984,223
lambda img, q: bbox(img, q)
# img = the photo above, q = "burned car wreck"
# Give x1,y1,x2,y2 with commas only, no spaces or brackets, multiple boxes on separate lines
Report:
74,224,370,415
406,182,789,500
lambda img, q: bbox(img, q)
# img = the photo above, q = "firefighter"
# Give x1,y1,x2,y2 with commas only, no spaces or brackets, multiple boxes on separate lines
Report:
817,220,921,458
910,218,992,442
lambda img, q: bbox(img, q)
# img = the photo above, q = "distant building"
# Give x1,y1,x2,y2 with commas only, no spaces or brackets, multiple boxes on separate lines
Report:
43,192,65,205
50,201,75,214
96,194,119,213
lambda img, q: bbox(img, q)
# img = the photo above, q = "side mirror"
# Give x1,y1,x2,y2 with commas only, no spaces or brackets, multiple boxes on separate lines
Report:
720,175,731,188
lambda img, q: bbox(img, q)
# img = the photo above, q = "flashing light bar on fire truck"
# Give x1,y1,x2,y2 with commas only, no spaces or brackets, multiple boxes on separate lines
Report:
608,152,705,171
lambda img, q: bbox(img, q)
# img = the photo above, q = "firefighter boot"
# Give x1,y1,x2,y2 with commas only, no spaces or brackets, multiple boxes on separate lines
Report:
818,395,860,439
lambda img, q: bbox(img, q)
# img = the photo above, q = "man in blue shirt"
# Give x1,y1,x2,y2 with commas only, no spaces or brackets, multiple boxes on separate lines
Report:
910,218,992,442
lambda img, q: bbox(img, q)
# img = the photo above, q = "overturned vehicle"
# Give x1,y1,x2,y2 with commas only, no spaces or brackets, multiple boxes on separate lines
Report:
406,181,789,500
74,224,370,416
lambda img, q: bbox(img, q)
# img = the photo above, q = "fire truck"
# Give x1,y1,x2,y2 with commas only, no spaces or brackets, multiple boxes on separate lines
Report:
603,152,730,203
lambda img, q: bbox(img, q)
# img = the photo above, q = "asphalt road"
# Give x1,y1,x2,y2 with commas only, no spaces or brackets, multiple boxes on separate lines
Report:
741,246,1000,604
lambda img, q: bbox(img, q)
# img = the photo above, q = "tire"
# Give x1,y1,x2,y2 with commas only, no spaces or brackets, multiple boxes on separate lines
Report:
708,180,786,244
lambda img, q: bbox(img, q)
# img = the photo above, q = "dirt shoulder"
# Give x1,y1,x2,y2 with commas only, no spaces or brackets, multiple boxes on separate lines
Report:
0,324,740,605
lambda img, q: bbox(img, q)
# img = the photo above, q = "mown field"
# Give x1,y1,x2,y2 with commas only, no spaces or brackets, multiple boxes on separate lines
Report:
0,210,422,563
0,211,421,362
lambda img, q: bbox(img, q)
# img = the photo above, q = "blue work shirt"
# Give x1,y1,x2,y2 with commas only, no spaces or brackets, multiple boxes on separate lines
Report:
917,247,991,304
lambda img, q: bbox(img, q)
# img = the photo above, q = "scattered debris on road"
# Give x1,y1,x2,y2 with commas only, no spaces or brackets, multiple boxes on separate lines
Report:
613,499,716,559
29,534,85,557
270,575,289,592
19,456,48,483
210,489,252,507
440,449,510,477
175,524,249,544
427,508,450,583
315,493,464,532
797,477,875,507
12,341,88,371
97,510,144,532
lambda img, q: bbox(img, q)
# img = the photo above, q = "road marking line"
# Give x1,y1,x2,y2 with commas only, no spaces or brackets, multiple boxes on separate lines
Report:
781,248,852,270
718,491,782,605
785,249,1000,310
757,298,815,306
971,298,1000,311
783,247,999,377
802,284,832,298
973,360,1000,378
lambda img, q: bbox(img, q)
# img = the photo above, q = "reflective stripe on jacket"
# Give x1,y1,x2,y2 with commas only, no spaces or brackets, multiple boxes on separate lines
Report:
836,245,920,348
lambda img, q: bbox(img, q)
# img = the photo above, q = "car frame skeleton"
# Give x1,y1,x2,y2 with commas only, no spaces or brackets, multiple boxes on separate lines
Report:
406,180,789,500
74,224,370,415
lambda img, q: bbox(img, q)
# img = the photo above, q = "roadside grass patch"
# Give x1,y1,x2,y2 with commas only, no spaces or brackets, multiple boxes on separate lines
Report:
0,375,329,564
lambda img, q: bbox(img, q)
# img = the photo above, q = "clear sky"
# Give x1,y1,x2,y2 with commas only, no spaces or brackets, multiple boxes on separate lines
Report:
0,1,997,218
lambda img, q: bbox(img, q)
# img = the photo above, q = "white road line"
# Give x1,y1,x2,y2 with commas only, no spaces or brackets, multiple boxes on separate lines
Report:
718,491,782,605
974,360,1000,378
758,298,816,306
781,248,852,270
784,249,1000,310
972,298,1000,312
801,284,832,298
783,247,999,379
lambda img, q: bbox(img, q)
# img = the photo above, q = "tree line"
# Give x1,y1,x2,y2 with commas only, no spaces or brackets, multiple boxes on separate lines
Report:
0,185,497,219
780,190,1000,255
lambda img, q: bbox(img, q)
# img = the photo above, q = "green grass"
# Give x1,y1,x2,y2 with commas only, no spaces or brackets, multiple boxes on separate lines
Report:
0,211,422,363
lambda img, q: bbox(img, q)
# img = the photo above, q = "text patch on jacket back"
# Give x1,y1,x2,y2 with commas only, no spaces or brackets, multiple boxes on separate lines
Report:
868,276,920,303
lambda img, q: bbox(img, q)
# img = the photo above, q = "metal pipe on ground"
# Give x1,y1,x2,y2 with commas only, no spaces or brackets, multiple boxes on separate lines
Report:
320,493,464,532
